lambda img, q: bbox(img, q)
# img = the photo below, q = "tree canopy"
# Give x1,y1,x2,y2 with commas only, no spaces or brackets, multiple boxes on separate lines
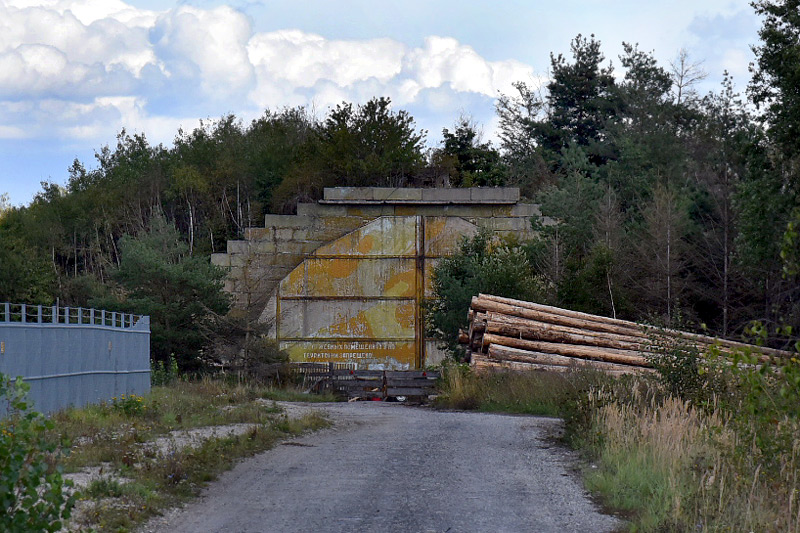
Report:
1,3,798,360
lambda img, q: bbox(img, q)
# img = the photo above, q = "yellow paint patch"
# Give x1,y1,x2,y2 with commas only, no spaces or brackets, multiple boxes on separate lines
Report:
424,216,478,256
357,234,375,254
320,302,414,339
327,258,360,279
394,301,415,329
326,310,374,338
280,265,306,295
384,268,415,297
425,217,447,242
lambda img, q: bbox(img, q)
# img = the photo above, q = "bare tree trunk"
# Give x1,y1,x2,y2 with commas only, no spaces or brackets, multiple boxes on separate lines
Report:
237,181,243,238
73,229,78,278
722,165,731,337
52,246,62,292
667,210,672,323
607,271,617,319
187,197,194,256
723,197,730,337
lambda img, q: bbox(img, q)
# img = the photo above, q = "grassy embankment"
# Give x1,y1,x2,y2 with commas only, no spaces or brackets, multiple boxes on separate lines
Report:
50,379,335,532
436,348,800,532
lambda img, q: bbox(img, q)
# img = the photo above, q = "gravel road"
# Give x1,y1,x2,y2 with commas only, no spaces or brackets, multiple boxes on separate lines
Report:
141,402,619,533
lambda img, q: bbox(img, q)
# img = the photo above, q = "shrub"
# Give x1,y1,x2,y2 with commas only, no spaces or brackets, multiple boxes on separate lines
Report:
644,333,727,407
152,354,180,386
0,375,75,532
205,310,290,382
427,230,545,359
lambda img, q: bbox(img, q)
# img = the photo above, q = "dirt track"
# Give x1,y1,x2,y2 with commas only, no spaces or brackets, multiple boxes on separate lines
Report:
141,402,619,533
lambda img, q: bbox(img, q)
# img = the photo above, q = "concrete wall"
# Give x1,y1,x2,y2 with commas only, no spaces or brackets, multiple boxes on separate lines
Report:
0,305,150,414
211,187,549,369
212,187,546,310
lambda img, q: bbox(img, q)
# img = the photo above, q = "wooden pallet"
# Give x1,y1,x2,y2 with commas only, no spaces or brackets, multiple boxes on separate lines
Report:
293,363,440,400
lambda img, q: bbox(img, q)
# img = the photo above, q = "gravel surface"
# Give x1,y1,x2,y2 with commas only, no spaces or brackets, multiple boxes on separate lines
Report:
140,402,619,533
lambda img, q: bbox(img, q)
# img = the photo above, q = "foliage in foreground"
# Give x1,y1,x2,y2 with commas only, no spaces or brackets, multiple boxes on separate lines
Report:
0,375,75,533
46,378,332,531
75,413,328,532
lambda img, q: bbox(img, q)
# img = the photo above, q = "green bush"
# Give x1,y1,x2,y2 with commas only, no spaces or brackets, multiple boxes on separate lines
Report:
426,230,544,360
152,354,180,386
644,333,728,407
0,375,75,532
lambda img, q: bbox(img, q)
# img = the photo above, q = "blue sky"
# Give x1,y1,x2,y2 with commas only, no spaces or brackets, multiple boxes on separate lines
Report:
0,0,760,206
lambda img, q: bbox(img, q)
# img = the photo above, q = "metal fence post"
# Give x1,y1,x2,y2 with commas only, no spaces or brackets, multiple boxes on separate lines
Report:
21,304,26,323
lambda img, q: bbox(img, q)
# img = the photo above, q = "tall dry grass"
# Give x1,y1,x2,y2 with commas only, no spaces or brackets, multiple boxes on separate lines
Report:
439,358,800,531
437,363,604,416
584,377,800,532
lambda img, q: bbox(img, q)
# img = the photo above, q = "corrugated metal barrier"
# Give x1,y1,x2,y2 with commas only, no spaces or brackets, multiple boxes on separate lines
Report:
0,303,150,414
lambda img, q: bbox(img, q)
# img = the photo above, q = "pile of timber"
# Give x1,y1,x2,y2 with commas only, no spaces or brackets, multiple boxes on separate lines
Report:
461,294,792,375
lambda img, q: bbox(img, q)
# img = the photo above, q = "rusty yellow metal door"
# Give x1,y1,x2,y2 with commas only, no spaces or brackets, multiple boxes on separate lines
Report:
275,216,476,369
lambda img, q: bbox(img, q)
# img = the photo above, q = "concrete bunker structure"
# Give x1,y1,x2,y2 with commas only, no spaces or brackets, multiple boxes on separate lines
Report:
212,187,546,369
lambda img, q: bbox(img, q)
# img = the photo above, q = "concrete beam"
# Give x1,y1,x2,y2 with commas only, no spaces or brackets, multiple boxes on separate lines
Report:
421,188,472,203
470,187,519,202
264,214,317,228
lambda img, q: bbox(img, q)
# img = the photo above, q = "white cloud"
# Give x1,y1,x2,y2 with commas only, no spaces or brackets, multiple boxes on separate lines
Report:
5,0,158,27
0,0,547,149
0,4,157,76
0,125,28,139
246,31,536,111
152,5,254,93
720,49,752,81
0,44,87,94
0,0,760,197
248,30,405,88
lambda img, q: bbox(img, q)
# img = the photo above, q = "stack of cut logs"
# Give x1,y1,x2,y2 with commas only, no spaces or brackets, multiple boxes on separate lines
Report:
461,294,792,375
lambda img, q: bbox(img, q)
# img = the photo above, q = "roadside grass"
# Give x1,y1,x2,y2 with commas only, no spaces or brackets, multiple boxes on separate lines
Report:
258,386,339,403
438,359,800,532
50,379,335,473
73,414,328,532
43,378,333,532
435,362,611,417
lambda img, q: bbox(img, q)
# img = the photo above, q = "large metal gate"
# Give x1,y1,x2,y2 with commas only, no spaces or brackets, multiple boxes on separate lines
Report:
273,216,476,369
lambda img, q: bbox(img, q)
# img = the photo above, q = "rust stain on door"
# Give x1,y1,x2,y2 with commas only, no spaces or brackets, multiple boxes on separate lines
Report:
275,216,476,369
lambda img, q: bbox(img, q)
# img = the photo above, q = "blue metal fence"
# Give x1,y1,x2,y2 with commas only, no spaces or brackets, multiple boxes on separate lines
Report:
0,303,150,414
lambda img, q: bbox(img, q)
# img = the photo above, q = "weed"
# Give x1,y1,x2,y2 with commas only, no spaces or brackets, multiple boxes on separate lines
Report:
258,386,338,403
85,477,124,498
47,379,331,531
111,393,147,417
151,354,180,386
436,362,610,417
440,352,800,532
